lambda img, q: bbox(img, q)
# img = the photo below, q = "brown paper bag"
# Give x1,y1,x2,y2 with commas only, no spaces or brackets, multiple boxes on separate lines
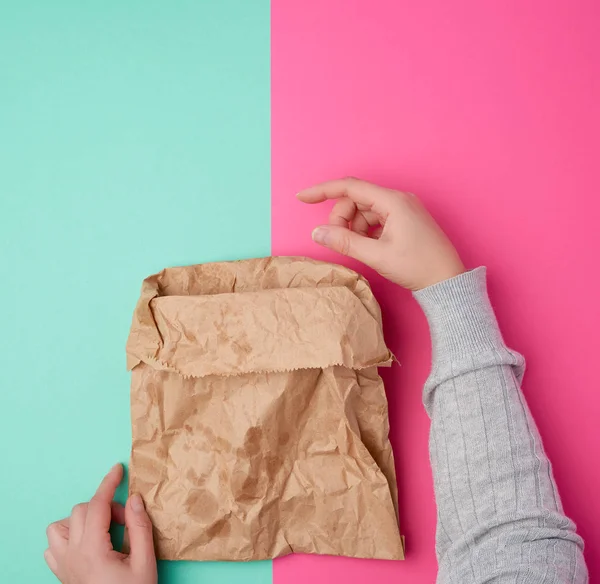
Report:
126,257,404,561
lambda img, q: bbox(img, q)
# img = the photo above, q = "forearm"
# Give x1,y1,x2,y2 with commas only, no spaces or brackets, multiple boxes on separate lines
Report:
414,268,587,583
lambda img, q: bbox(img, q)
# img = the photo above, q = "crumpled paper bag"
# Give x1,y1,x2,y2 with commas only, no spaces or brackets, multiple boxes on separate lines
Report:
126,257,404,561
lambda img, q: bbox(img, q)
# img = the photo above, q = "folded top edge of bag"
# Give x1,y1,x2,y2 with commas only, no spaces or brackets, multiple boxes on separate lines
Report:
126,256,392,377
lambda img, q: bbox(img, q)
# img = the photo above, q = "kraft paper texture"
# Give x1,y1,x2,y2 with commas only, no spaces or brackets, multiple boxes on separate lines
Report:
126,257,404,561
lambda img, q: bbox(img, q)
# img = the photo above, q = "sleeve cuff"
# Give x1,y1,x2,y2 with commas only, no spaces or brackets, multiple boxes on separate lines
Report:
413,267,505,362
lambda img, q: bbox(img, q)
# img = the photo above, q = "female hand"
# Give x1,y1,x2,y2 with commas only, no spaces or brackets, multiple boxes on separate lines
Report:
44,464,157,584
297,178,464,291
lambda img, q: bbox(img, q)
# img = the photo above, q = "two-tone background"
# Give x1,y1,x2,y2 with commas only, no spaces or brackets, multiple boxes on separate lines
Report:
1,1,598,582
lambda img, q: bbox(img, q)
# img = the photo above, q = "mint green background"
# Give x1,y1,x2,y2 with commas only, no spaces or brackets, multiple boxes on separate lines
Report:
0,1,271,582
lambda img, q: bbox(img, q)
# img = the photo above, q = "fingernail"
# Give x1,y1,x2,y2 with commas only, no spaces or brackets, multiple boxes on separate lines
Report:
312,227,330,245
111,463,122,473
131,493,145,513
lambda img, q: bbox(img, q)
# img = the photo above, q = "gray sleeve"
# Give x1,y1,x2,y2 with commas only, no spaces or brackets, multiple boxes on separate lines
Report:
413,267,587,584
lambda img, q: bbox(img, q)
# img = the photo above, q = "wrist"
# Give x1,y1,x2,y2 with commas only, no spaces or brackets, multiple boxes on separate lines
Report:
414,261,466,291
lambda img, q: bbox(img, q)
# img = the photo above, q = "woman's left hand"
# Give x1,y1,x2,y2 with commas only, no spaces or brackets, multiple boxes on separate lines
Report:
44,464,157,584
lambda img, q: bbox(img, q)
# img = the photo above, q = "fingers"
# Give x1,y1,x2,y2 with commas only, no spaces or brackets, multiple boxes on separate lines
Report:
44,548,60,578
92,464,124,503
85,464,123,539
52,517,70,530
48,465,124,557
330,200,381,236
46,521,69,547
297,178,396,215
45,519,69,579
329,198,356,228
125,493,156,572
43,474,157,584
111,501,126,525
312,225,380,266
69,503,88,544
349,211,373,236
46,520,69,571
371,225,384,239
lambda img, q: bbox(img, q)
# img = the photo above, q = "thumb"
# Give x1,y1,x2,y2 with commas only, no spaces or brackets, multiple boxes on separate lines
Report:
125,494,156,571
312,225,380,267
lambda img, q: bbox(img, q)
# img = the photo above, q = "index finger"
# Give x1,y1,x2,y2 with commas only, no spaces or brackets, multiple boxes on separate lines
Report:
296,178,397,212
85,464,123,541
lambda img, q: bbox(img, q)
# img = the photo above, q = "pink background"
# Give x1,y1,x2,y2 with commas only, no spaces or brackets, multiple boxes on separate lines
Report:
272,0,600,582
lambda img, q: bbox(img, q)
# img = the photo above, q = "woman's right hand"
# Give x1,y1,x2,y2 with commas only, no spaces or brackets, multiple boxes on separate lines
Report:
297,178,465,291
